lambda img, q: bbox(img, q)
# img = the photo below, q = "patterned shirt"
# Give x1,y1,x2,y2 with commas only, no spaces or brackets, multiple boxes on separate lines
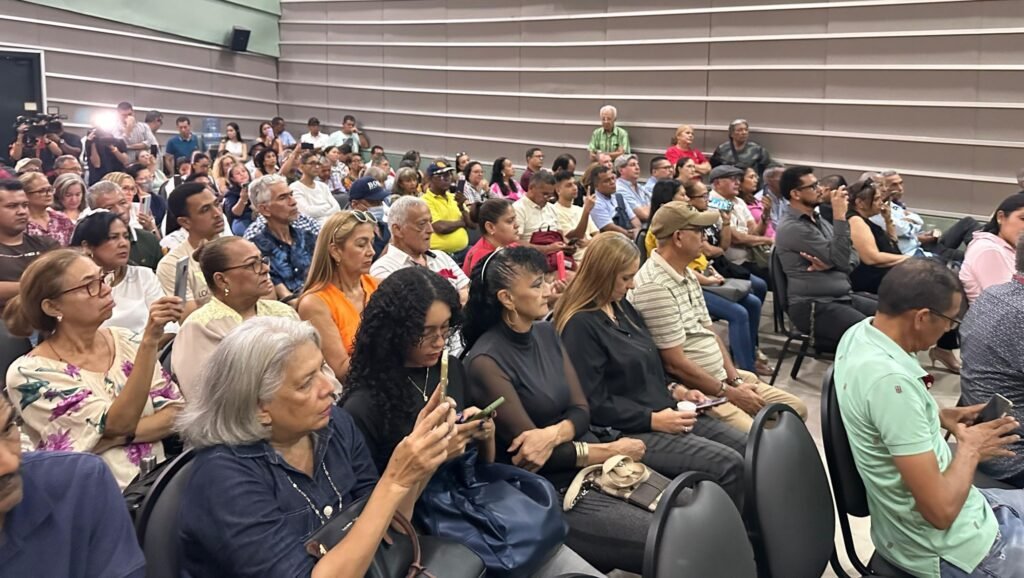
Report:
250,224,317,294
26,208,75,246
588,125,631,155
960,276,1024,481
628,250,726,380
243,213,320,241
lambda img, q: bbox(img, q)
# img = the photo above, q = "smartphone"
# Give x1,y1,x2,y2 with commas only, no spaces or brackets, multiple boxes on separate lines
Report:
300,142,314,150
695,397,729,411
438,348,449,402
465,396,505,422
708,196,734,213
263,126,274,138
140,195,152,216
977,394,1014,424
173,257,189,301
555,251,566,282
149,144,159,156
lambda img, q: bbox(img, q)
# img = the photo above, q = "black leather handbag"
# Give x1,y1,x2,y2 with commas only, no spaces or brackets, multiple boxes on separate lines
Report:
303,495,486,578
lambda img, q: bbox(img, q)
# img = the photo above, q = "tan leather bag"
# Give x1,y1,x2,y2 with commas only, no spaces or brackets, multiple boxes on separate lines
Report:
562,455,671,512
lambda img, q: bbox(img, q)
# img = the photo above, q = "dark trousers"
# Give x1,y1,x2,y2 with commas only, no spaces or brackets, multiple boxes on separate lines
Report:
562,492,652,573
788,294,879,353
922,216,983,262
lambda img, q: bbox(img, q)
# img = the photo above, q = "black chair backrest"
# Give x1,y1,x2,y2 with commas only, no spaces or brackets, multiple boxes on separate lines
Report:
746,404,836,578
820,365,870,518
0,320,32,391
769,248,788,331
135,449,196,578
644,472,757,578
158,336,174,377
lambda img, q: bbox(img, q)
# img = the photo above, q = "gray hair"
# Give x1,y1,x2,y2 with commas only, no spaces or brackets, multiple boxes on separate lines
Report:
763,165,786,181
86,181,122,208
249,174,288,208
176,317,323,449
388,195,427,226
879,169,900,179
599,105,617,119
365,166,386,183
54,155,79,169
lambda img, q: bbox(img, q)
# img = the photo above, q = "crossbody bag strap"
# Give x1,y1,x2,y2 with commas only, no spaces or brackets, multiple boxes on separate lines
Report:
562,464,602,511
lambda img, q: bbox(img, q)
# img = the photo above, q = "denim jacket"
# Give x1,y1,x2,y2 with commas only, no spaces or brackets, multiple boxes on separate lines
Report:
180,407,379,577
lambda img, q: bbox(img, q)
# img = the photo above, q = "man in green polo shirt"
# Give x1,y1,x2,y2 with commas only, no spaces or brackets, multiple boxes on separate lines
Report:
835,259,1024,578
588,105,630,163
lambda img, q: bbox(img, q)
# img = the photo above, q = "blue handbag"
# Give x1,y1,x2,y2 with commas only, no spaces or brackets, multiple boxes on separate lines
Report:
414,449,568,577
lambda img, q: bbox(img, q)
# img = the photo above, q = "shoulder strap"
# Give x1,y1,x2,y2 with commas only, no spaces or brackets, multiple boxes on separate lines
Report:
562,464,602,511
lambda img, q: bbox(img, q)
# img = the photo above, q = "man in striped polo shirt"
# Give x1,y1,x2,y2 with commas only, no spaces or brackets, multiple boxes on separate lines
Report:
629,201,807,432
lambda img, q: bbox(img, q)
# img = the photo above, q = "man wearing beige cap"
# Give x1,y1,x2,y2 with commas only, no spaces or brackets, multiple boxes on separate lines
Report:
629,201,807,432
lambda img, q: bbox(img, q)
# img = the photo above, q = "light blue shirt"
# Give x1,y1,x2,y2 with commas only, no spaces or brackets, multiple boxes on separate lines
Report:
277,131,296,148
592,191,635,230
755,186,788,228
616,178,649,219
642,176,658,196
871,203,925,256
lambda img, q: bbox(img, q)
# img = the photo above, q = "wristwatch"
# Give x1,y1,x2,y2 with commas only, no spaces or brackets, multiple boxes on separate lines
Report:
717,382,730,397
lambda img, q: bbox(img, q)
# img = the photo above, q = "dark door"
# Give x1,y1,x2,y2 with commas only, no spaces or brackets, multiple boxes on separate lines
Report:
0,51,44,166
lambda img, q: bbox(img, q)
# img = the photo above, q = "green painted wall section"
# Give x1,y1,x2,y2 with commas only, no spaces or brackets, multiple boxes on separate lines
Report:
23,0,281,57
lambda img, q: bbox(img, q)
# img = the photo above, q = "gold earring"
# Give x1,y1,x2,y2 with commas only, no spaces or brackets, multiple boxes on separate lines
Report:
223,286,230,297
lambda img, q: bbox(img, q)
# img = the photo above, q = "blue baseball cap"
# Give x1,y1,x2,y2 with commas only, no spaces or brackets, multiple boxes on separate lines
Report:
348,176,389,202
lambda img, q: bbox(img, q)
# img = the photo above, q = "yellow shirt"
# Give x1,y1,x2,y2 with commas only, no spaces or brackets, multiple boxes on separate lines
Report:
645,229,709,272
423,190,469,254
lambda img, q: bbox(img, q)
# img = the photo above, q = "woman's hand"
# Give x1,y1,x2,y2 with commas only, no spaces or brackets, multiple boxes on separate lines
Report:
444,406,495,460
650,408,697,434
608,438,646,461
137,211,157,232
384,390,455,489
142,297,184,346
508,426,560,472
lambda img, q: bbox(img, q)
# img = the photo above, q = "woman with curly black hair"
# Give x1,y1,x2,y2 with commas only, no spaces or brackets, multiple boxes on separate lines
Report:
340,266,493,471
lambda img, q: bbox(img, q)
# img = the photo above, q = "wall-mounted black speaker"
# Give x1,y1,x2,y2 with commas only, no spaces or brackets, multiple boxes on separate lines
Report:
230,27,250,52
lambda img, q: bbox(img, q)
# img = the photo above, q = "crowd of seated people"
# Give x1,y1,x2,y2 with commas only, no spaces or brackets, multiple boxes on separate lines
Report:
4,102,1024,577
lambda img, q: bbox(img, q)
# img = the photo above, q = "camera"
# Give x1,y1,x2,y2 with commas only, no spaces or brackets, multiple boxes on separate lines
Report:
13,112,67,149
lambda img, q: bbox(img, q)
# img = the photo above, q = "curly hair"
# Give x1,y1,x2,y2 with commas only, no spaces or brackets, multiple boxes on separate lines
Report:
341,267,464,443
462,246,547,350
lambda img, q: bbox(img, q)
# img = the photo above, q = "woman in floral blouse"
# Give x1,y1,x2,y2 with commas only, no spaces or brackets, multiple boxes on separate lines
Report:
20,171,74,246
3,249,184,489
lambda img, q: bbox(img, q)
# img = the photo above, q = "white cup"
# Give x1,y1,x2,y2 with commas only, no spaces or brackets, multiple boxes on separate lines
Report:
676,401,697,413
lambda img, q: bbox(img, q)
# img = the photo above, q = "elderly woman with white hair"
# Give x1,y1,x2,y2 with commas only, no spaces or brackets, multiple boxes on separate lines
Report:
177,316,457,578
588,105,631,163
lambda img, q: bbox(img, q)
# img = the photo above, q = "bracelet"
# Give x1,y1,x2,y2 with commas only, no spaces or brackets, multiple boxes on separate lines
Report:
730,376,744,385
717,382,730,397
578,442,589,468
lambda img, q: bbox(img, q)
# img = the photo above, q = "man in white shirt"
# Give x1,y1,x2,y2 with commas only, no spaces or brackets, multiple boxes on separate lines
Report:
157,183,225,316
513,171,564,255
112,101,158,163
370,196,469,305
328,115,370,155
299,117,331,150
551,170,598,260
289,150,339,226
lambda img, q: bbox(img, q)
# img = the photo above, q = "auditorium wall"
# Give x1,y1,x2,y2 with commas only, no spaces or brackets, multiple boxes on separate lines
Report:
277,0,1024,217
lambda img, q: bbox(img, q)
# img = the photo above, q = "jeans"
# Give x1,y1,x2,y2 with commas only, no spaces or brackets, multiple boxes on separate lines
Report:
748,274,768,302
704,289,761,371
940,488,1024,577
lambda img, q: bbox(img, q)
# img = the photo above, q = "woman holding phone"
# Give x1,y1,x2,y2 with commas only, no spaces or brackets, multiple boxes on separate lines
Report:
218,122,247,161
462,246,654,573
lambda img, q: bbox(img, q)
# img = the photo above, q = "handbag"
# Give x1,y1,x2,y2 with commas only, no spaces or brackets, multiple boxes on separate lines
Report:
704,278,753,302
530,227,576,272
414,449,568,578
304,495,486,578
749,244,772,270
562,455,671,513
711,254,751,280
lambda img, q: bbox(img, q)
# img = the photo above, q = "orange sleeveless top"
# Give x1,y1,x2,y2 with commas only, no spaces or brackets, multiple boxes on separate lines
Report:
311,275,380,352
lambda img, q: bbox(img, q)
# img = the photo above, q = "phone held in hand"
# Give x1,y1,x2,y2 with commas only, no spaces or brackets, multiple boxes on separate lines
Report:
977,394,1014,425
140,195,152,216
708,196,734,213
465,396,505,422
438,348,449,402
173,257,189,301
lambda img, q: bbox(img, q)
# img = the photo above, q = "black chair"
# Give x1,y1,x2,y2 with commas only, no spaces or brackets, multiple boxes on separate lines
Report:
745,403,836,578
134,449,196,578
821,367,915,577
158,336,175,378
0,319,32,391
644,472,757,578
768,248,814,384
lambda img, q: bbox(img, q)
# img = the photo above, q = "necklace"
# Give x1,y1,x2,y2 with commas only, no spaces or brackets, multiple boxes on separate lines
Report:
406,366,429,402
48,331,113,374
284,460,345,525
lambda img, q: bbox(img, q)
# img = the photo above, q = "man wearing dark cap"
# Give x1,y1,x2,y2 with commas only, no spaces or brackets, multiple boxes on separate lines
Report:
710,164,773,282
422,161,469,257
300,117,330,150
348,176,391,257
630,202,807,432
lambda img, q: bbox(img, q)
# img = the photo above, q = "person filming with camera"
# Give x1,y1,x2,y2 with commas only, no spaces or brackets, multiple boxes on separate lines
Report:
8,115,82,173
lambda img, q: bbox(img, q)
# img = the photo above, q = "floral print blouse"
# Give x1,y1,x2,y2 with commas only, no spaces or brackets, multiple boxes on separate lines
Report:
5,327,184,489
26,208,75,246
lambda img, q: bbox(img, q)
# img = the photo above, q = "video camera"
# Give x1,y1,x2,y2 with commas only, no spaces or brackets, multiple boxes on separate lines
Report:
13,112,67,149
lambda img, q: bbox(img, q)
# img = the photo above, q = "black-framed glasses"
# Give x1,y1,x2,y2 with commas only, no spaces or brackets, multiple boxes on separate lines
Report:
928,309,962,331
222,256,270,275
26,185,54,196
59,276,108,298
416,324,455,347
350,210,378,224
794,181,821,192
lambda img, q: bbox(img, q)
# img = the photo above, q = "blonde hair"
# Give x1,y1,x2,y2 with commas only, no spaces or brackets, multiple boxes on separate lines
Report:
211,154,238,183
17,171,46,191
2,249,84,338
671,124,693,147
552,232,640,333
101,172,132,189
300,211,375,299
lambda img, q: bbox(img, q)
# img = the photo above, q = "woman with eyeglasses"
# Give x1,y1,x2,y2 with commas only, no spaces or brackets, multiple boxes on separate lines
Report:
52,173,88,224
19,171,74,246
298,211,380,379
171,236,298,398
71,210,177,337
3,249,184,489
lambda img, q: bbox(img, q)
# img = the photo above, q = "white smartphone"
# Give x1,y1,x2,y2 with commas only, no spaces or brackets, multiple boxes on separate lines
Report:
140,195,152,216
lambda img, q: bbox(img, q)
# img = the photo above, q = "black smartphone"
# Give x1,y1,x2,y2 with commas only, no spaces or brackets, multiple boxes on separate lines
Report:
149,144,159,156
977,394,1014,424
695,397,728,411
300,142,314,150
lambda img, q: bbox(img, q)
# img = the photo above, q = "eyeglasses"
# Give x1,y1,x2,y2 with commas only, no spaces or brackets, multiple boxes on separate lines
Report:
59,276,109,298
26,185,54,196
794,181,821,192
928,309,962,331
688,194,707,200
416,324,455,347
221,256,270,275
350,210,378,224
